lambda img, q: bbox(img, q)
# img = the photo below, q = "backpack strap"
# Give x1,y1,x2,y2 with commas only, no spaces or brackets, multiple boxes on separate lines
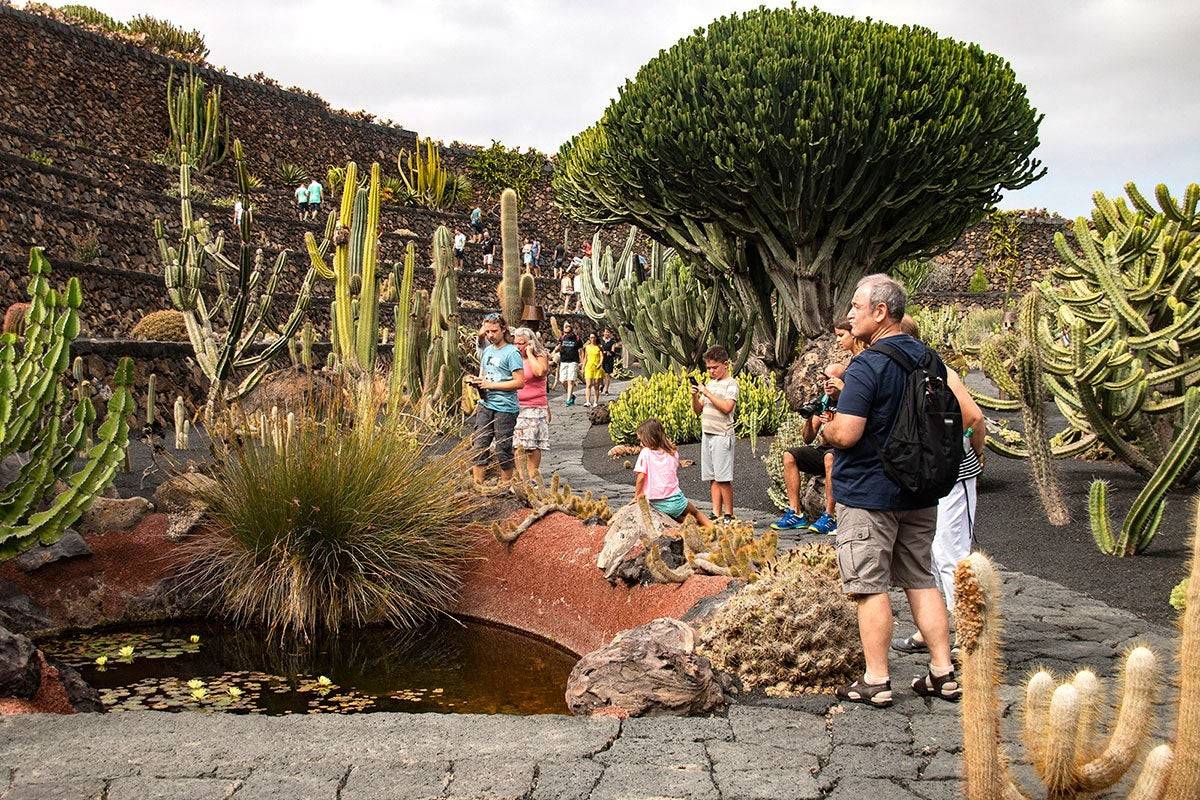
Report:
869,340,917,373
870,339,946,380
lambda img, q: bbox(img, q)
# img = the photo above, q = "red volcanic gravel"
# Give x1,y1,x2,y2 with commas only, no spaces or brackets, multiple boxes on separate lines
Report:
455,510,730,656
0,653,73,715
0,513,183,629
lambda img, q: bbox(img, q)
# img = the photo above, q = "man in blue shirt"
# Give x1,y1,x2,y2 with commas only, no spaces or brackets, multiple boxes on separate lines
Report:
467,314,525,484
820,274,958,709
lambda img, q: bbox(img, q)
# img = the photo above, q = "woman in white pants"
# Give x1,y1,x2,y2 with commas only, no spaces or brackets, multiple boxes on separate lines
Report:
892,367,985,654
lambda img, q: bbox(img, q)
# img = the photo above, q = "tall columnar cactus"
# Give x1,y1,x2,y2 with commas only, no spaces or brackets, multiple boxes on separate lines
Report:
155,140,316,416
388,230,461,411
305,161,384,376
499,188,523,324
0,249,134,559
165,66,229,174
1012,290,1070,526
956,513,1200,798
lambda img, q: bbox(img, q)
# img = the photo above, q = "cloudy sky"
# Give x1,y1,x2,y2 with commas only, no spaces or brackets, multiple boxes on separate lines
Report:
51,1,1200,216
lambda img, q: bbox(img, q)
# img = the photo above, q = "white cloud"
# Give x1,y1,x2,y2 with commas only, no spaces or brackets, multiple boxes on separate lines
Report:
44,0,1200,215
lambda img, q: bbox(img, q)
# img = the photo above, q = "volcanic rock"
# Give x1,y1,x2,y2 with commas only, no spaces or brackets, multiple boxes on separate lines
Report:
565,617,728,717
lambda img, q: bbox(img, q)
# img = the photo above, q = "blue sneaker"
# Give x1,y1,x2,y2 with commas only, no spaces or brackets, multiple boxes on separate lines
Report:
770,509,809,530
808,513,837,535
566,395,575,406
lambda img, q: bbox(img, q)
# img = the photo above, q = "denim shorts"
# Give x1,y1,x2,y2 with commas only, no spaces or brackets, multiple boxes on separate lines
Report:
473,405,517,470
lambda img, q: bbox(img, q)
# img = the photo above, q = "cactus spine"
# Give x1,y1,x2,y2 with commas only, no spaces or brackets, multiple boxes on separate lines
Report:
957,508,1200,798
305,161,384,376
0,249,134,559
500,188,522,324
155,139,315,415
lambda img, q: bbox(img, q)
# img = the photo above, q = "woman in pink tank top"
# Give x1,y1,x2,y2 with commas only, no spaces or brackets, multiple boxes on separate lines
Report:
512,327,550,485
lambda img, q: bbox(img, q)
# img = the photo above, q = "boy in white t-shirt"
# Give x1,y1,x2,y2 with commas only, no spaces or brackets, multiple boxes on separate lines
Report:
690,345,738,523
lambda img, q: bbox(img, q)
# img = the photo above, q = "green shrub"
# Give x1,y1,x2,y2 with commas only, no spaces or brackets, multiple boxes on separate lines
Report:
891,259,933,296
762,413,811,510
968,264,990,293
59,4,125,31
955,307,1004,353
178,394,483,638
466,140,545,201
1172,578,1189,612
608,369,787,445
127,14,208,60
27,150,54,167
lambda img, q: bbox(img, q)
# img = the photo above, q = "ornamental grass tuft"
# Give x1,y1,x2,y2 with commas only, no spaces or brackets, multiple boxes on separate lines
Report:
179,390,483,639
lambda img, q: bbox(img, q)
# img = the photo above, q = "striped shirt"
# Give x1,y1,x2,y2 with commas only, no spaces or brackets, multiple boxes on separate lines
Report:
958,438,983,481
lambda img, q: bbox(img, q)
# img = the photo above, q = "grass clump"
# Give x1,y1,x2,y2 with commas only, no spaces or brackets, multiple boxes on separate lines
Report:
181,390,483,639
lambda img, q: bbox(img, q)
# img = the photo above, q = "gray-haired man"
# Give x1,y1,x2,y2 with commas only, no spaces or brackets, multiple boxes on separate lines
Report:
820,274,958,708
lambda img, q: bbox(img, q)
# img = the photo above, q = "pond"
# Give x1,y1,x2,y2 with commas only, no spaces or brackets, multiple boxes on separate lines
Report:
39,619,577,716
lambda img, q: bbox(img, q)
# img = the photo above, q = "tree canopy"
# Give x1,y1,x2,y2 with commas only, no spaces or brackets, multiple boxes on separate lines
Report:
554,6,1044,351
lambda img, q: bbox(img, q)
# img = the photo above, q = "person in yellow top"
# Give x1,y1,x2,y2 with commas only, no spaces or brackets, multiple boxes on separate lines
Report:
582,333,605,407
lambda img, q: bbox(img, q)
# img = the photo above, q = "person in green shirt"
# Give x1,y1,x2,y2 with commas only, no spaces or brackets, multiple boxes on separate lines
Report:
293,182,308,220
306,179,323,221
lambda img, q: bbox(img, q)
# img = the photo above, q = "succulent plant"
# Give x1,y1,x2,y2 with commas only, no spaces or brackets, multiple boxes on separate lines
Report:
131,309,189,342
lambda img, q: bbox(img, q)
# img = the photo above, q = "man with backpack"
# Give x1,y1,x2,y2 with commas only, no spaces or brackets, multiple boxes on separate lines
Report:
820,274,962,710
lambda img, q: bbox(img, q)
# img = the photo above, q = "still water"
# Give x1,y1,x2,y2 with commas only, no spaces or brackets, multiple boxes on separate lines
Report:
39,619,576,716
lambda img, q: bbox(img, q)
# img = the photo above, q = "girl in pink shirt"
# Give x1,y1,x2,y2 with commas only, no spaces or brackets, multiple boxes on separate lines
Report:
634,419,711,527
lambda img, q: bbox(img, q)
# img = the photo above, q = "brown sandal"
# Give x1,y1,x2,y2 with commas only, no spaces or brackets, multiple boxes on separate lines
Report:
837,679,894,708
912,669,961,702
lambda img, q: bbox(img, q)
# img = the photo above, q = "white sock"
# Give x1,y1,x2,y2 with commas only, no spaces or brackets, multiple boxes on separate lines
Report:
930,662,953,678
864,671,889,685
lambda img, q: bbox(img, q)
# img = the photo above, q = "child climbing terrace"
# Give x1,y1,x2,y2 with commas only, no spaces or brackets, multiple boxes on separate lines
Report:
634,418,712,528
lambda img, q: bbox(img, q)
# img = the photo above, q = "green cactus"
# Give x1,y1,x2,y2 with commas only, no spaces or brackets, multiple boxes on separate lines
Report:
387,229,461,412
155,139,315,417
305,161,384,376
579,227,756,374
499,188,522,324
165,66,228,174
0,249,134,560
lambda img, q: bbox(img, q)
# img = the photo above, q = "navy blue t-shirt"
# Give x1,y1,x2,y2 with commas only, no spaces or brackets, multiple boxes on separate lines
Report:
832,334,931,511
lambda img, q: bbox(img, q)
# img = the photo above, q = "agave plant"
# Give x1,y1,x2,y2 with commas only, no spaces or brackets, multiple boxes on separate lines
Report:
275,162,306,187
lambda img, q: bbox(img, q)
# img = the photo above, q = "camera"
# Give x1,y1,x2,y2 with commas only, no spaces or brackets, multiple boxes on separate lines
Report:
797,393,832,419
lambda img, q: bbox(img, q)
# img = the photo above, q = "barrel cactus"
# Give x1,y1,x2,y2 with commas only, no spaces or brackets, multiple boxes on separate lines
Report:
697,545,861,695
131,309,189,342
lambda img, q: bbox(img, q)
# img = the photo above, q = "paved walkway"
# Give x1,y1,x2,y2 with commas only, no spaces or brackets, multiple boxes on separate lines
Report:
0,384,1183,799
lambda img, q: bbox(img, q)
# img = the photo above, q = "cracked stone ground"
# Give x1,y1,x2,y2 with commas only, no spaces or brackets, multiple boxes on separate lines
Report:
1,386,1185,799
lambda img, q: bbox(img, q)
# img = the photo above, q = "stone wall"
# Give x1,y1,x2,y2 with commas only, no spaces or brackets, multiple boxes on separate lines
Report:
916,213,1071,307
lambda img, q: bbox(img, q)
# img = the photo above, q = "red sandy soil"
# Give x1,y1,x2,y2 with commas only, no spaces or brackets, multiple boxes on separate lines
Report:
0,513,184,631
0,653,74,715
455,510,731,656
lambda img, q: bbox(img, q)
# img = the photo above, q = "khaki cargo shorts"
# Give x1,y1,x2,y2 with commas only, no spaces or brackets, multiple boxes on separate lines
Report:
834,504,937,595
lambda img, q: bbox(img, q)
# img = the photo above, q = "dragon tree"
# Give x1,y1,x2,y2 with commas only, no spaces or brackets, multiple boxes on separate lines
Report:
554,6,1043,364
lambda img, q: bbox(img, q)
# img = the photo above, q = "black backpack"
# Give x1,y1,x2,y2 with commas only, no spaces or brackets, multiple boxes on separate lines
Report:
869,339,964,504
